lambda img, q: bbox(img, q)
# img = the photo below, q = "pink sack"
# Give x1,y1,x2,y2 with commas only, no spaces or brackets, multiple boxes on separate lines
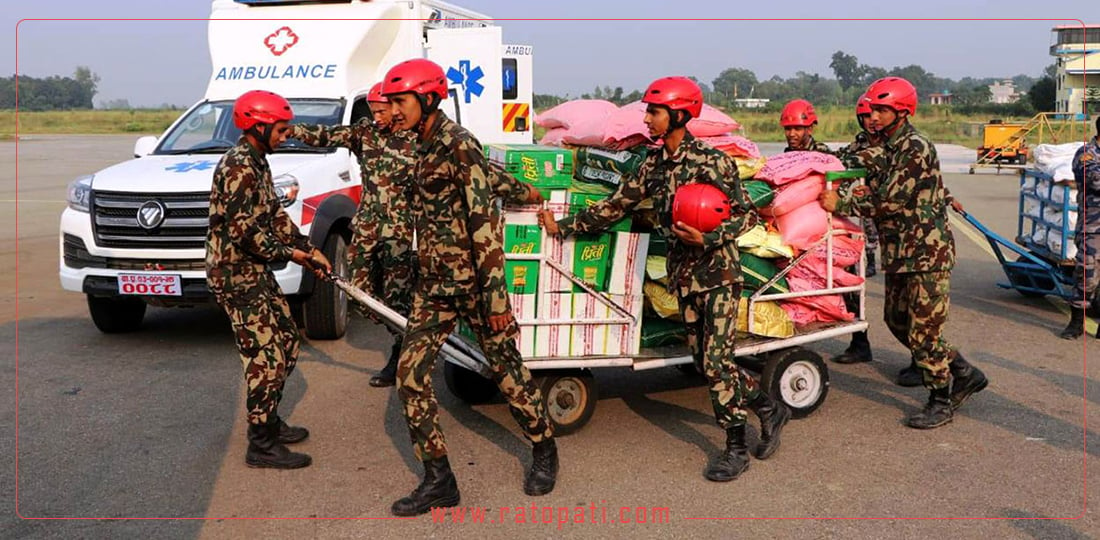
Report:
700,135,760,158
784,259,864,289
755,151,844,186
773,201,862,250
603,101,652,146
807,233,866,267
779,291,854,325
537,99,618,129
539,128,568,146
689,105,741,137
759,175,825,217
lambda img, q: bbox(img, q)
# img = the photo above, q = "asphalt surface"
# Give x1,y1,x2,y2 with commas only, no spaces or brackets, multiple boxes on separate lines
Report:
3,134,1098,539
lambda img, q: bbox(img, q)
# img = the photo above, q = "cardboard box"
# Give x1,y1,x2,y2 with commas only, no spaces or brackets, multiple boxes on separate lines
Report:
606,293,645,355
570,293,612,356
568,191,632,233
504,219,542,295
510,292,537,358
607,232,650,296
542,232,575,293
487,144,574,190
571,233,613,292
535,292,572,357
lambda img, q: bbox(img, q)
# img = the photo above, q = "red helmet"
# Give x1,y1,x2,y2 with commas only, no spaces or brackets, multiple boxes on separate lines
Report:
366,82,388,104
864,77,917,115
642,77,703,119
672,183,731,233
381,59,448,101
233,90,293,131
780,99,817,127
855,93,872,116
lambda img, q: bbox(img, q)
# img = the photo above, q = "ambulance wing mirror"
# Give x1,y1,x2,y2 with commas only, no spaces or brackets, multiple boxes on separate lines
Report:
133,136,158,158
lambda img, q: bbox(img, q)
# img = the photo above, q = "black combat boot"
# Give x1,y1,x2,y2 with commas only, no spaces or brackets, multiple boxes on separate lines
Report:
370,342,401,388
704,424,750,482
1060,308,1086,340
948,353,988,412
905,386,953,429
274,416,309,444
391,456,461,516
523,439,559,496
865,250,877,278
245,420,312,469
832,331,873,364
896,361,923,387
749,392,791,460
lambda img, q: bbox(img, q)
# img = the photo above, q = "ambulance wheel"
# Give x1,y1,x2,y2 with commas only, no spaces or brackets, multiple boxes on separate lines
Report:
87,295,146,333
761,348,829,419
303,232,349,340
444,361,500,405
537,369,596,436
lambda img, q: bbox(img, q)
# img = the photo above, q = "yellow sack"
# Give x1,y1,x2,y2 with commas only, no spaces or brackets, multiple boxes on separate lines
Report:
737,156,767,180
646,255,668,282
644,280,681,320
736,224,795,259
737,298,795,338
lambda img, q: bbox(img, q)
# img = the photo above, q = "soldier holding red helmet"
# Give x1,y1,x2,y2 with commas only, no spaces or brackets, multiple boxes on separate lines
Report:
378,59,557,516
540,76,791,482
821,77,988,429
206,90,333,469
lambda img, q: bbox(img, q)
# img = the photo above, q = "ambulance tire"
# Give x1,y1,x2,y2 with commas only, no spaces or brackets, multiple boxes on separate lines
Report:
444,361,500,405
303,232,349,340
87,295,146,333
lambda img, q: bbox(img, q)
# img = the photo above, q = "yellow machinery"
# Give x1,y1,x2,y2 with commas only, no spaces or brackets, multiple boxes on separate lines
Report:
969,113,1089,174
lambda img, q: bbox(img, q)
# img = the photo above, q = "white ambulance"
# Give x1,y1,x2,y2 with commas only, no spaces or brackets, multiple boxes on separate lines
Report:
59,0,534,338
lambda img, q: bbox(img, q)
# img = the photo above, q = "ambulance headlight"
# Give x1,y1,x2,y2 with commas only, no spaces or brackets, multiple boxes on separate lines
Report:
67,175,94,212
274,174,300,207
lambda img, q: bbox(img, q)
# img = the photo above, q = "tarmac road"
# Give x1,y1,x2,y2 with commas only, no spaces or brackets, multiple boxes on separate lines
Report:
2,135,1097,539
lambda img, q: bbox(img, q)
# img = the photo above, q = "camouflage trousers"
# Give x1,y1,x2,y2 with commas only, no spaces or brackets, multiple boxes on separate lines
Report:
1071,217,1100,309
217,292,300,426
883,271,957,389
346,228,417,331
680,285,761,428
396,291,553,461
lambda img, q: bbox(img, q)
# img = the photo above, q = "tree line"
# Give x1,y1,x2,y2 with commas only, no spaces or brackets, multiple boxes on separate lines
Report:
0,67,100,111
535,50,1058,116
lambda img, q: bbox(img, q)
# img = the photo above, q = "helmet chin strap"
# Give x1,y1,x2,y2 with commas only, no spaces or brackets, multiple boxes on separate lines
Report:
247,124,275,153
415,94,440,132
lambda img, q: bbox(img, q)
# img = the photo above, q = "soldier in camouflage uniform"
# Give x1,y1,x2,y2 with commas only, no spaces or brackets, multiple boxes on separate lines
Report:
288,83,417,388
378,59,553,517
821,77,987,429
781,99,832,153
541,77,791,482
206,90,332,469
1061,115,1100,339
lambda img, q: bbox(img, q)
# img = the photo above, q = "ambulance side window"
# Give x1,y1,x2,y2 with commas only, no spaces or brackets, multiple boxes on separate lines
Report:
350,97,371,125
502,58,518,100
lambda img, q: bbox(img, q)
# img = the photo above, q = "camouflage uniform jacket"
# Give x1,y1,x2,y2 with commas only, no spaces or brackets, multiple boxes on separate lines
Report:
1072,137,1100,215
558,133,759,297
412,113,514,316
835,131,957,207
288,120,417,244
206,138,312,303
784,136,832,154
835,122,955,274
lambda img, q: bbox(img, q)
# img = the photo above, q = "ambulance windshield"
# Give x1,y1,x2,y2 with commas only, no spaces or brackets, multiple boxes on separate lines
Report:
156,98,344,155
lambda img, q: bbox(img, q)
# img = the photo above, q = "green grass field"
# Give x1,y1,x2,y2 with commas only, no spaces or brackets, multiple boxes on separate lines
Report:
0,109,180,139
2,108,1084,150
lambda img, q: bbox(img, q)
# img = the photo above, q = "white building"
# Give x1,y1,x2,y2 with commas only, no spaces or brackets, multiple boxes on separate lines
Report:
988,80,1021,104
1050,24,1100,115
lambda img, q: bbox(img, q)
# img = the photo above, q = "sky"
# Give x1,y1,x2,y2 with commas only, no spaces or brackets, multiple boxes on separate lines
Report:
4,0,1095,107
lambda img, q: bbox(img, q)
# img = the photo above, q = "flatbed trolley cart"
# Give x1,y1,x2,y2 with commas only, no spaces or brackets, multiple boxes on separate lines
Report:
327,170,871,435
962,168,1097,308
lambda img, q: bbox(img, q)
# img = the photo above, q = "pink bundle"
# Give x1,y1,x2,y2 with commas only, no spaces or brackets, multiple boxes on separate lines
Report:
754,151,844,186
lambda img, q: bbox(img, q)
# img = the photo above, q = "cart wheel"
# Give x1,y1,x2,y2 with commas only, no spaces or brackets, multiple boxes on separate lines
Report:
1010,255,1055,298
761,348,829,419
536,370,597,436
444,361,500,405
